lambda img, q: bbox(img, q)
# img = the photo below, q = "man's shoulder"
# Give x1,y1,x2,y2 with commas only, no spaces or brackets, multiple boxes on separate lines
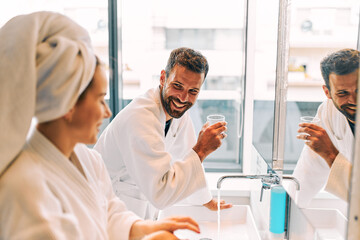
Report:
132,89,161,113
317,99,343,119
115,88,161,119
106,88,163,135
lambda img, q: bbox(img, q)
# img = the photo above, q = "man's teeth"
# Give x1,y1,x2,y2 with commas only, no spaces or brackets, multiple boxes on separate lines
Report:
173,101,185,108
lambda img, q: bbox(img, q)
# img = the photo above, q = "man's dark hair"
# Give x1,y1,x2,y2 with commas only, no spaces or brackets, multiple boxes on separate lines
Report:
165,47,209,80
320,48,360,90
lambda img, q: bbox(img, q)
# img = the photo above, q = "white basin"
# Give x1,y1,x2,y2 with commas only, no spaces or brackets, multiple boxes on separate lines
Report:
158,205,261,240
302,208,347,240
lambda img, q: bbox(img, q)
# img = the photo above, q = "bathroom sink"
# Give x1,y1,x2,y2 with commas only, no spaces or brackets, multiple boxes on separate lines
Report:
302,208,347,240
158,205,261,240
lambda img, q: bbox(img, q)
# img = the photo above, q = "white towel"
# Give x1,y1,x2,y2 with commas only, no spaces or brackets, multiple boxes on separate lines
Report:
0,11,96,175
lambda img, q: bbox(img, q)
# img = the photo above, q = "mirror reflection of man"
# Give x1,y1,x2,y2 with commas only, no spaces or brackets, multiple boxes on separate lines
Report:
293,48,359,207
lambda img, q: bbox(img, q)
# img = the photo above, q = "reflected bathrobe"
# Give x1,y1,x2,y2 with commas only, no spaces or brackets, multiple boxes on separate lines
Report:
292,99,353,207
94,87,212,219
0,129,140,240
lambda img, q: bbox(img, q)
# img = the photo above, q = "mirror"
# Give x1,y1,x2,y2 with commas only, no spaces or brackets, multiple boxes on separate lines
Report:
252,0,359,230
283,0,359,211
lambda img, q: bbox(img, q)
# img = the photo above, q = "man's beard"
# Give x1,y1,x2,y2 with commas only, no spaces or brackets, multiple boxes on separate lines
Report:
333,101,356,122
161,92,192,119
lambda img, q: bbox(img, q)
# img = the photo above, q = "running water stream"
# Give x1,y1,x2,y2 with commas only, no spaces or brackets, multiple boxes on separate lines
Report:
217,189,221,240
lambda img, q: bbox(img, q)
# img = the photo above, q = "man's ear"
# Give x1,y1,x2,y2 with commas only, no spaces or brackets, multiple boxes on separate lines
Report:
160,70,166,88
63,107,75,123
322,85,332,99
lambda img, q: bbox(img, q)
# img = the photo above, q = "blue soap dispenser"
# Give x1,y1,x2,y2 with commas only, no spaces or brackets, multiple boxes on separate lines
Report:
269,185,286,235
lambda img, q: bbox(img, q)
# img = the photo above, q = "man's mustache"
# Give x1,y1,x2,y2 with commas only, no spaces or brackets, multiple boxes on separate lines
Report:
168,97,192,107
341,103,356,109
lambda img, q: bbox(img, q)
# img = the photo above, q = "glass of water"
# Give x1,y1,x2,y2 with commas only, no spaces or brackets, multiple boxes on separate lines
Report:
207,114,225,126
300,116,320,124
300,116,320,141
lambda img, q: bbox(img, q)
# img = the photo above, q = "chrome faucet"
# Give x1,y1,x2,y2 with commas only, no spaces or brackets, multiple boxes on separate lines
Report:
282,175,300,190
217,173,300,202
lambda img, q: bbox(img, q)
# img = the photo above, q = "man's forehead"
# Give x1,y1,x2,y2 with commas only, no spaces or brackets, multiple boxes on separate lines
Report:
329,71,358,86
169,66,204,86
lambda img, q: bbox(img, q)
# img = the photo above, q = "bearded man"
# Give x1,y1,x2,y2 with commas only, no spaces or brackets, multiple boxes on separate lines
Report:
95,47,232,219
292,48,359,207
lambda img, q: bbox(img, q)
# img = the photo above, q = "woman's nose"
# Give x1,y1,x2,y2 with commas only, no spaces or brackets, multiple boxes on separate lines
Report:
104,103,112,118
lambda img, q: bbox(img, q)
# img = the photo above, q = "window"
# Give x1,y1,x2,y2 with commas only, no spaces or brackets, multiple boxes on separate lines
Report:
0,1,108,70
165,28,243,50
3,0,248,172
119,0,248,172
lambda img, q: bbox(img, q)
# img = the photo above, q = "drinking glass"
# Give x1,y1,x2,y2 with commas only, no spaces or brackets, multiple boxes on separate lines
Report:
207,114,225,126
300,116,320,141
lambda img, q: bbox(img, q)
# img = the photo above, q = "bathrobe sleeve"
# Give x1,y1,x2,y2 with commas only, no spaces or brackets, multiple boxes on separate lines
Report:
292,145,331,208
325,152,352,201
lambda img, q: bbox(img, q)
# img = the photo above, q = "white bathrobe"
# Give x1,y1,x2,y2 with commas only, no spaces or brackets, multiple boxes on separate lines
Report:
292,99,353,207
94,87,212,219
0,129,140,240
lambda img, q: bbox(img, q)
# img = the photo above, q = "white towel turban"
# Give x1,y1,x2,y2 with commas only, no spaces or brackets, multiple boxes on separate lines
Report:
0,11,96,175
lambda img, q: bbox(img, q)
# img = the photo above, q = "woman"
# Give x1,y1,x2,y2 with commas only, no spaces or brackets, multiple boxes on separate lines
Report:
0,11,199,239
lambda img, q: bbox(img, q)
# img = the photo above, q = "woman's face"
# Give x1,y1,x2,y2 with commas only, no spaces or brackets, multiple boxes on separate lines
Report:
70,65,112,144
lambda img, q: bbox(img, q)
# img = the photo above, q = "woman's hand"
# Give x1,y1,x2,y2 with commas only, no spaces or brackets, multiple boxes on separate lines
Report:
142,230,179,240
130,216,200,240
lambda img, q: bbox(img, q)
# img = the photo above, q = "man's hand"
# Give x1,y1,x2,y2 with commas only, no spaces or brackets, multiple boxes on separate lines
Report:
203,198,232,211
297,122,339,167
193,122,227,162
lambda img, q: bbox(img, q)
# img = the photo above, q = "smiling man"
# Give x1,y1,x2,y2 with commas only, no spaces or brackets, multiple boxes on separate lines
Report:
94,47,231,219
292,48,359,207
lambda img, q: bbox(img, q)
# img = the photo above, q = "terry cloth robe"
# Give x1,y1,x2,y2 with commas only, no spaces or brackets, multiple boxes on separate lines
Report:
291,99,353,207
95,87,212,219
0,129,140,240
